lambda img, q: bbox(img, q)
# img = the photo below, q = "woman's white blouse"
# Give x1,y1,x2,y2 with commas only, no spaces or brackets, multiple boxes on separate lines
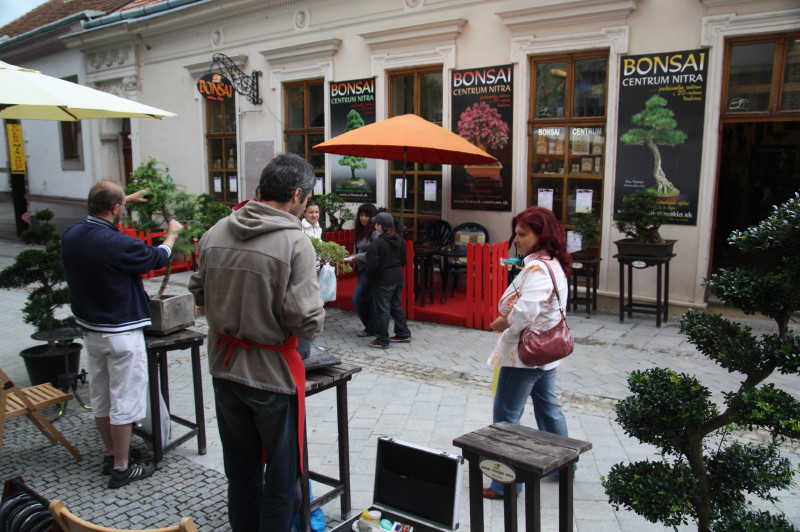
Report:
487,252,569,370
302,219,322,239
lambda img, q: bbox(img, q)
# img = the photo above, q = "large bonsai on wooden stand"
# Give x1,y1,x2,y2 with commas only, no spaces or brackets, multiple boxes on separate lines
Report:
603,192,800,531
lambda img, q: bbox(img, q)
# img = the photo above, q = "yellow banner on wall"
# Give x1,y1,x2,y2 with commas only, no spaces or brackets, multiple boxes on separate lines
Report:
6,123,26,174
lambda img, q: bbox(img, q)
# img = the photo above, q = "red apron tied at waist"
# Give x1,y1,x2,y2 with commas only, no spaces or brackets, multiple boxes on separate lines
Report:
215,332,307,474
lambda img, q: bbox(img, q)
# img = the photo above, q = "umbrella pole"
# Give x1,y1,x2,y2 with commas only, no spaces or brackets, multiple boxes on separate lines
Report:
400,146,407,239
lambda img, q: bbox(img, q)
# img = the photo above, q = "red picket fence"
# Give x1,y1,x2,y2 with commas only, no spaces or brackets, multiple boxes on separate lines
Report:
119,225,195,279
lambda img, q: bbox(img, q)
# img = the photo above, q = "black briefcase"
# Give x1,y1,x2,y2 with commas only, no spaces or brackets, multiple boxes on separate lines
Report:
332,437,463,531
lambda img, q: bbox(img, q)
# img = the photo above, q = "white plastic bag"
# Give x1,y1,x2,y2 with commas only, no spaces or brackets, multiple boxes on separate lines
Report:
139,390,171,450
318,263,337,303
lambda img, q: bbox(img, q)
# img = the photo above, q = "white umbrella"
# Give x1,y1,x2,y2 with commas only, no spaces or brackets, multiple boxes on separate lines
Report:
0,60,175,121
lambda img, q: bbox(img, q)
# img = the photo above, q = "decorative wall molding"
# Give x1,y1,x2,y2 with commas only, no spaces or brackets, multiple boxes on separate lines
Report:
260,38,341,66
86,46,132,73
497,0,637,33
700,0,749,6
183,54,248,78
360,18,465,51
293,9,311,30
210,29,224,48
700,9,800,46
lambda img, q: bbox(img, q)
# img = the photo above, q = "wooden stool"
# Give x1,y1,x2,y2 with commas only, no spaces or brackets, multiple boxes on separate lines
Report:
453,422,592,532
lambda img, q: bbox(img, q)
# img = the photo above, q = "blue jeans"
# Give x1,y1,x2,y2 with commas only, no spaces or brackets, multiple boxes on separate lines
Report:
490,366,569,495
213,378,301,532
373,283,411,346
353,271,376,333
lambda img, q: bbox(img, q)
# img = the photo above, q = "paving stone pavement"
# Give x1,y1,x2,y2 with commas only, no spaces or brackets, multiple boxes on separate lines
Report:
0,237,797,531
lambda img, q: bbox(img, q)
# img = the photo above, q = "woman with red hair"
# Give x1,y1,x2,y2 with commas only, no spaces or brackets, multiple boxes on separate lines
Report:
483,206,573,499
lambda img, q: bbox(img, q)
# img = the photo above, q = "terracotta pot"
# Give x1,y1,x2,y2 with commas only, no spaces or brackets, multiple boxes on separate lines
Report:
464,163,503,179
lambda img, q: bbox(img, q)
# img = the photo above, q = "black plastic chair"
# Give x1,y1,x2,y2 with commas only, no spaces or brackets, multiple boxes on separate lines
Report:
446,222,489,297
413,221,453,306
414,220,453,249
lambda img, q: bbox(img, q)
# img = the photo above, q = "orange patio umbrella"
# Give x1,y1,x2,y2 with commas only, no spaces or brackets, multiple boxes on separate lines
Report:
313,113,496,231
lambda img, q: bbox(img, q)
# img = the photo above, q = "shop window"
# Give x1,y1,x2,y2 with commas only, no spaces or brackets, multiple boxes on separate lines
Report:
723,33,800,114
60,76,83,170
206,97,238,204
388,66,443,240
284,79,325,185
528,52,607,237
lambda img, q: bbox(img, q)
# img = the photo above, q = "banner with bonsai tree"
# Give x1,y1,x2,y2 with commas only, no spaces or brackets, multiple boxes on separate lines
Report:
450,64,513,211
614,49,708,225
329,77,376,203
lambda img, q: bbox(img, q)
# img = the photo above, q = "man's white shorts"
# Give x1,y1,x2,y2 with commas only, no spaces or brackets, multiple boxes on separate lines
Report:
85,329,147,425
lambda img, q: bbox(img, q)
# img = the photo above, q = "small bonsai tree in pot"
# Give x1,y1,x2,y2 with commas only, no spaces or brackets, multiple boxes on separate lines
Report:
571,210,601,259
603,192,800,531
0,209,81,386
125,158,231,333
614,188,675,256
316,193,354,233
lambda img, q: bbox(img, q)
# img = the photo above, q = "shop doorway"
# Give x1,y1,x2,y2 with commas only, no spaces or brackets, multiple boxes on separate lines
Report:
712,120,800,274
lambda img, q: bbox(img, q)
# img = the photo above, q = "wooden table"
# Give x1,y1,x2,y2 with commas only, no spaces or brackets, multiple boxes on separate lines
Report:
570,257,601,318
453,422,592,532
299,362,362,532
137,329,207,469
615,253,675,327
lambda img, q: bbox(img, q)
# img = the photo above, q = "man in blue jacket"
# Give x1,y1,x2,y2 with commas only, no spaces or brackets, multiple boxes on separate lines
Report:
62,180,182,488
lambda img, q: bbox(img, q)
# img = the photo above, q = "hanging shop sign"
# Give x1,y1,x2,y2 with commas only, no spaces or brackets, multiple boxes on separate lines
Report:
614,49,708,225
197,73,234,102
450,64,513,211
6,123,26,174
329,77,377,202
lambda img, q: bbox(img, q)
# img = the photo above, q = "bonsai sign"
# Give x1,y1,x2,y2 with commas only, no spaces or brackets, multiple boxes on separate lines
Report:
614,49,707,225
329,77,376,202
197,73,234,102
450,64,514,211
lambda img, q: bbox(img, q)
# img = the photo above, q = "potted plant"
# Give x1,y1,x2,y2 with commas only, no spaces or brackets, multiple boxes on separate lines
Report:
125,158,231,334
603,192,800,531
571,211,601,259
316,193,354,233
0,209,82,386
613,188,676,257
457,101,509,179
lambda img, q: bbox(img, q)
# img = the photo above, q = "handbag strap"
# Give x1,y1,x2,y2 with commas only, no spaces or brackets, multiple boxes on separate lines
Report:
538,259,568,323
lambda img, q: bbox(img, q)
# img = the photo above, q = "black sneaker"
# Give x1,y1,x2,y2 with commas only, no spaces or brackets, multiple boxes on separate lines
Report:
389,336,411,343
108,462,155,489
102,455,114,475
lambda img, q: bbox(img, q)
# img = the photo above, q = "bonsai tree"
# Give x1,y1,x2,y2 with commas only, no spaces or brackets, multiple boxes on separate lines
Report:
614,188,669,243
337,109,369,183
572,211,601,253
620,94,687,195
0,209,75,335
603,192,800,531
125,158,231,298
457,101,510,154
316,192,354,232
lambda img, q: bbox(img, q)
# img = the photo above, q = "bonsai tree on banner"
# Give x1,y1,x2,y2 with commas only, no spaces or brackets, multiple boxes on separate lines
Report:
619,94,687,197
337,109,369,186
603,192,800,531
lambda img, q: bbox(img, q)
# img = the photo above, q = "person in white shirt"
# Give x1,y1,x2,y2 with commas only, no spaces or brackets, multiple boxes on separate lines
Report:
301,198,322,239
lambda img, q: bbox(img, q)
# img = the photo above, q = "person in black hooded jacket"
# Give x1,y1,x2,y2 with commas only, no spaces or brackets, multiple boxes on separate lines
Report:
364,212,412,348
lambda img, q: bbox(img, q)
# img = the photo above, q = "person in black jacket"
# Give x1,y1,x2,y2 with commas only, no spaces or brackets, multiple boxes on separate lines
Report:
62,181,182,489
364,212,412,348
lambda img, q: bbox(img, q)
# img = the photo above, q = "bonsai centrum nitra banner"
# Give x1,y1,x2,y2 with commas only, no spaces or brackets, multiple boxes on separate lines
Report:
614,49,708,226
329,77,376,203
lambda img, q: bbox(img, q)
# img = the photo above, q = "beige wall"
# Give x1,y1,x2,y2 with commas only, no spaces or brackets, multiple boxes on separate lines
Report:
62,0,800,308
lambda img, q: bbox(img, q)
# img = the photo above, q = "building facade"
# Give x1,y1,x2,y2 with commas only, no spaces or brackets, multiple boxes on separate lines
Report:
2,0,799,310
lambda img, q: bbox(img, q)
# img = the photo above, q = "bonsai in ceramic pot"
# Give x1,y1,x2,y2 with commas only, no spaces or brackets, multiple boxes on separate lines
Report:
0,209,82,386
125,158,230,334
571,211,601,259
614,189,675,257
457,101,509,179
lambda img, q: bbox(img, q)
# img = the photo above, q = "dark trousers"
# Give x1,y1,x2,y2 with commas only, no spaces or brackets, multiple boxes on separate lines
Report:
213,377,301,532
353,271,376,333
373,283,411,346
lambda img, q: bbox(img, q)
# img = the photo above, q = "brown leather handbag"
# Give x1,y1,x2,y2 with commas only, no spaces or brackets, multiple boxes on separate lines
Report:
518,260,574,366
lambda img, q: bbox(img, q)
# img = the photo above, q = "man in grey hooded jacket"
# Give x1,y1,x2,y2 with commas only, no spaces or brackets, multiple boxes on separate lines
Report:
189,153,324,531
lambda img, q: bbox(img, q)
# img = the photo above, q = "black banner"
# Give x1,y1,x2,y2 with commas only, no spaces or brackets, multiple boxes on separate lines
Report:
329,77,377,203
450,65,513,211
614,49,708,225
197,73,234,102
